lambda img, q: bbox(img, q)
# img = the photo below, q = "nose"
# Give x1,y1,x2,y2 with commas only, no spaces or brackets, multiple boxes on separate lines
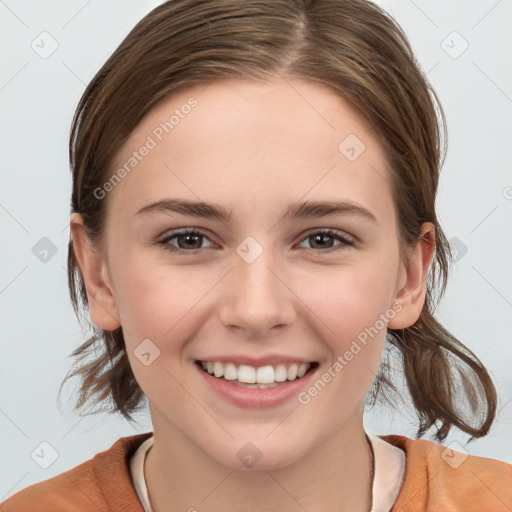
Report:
218,247,296,338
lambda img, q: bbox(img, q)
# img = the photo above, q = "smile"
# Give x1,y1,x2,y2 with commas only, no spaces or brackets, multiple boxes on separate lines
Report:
197,360,318,389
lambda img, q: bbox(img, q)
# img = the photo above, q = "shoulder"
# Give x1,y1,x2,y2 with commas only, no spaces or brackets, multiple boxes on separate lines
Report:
383,434,512,512
0,432,153,512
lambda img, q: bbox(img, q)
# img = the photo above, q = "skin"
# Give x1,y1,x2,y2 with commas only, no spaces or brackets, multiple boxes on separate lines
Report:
71,77,435,512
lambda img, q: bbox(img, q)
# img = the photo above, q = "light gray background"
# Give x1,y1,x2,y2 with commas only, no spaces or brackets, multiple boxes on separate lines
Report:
1,0,511,501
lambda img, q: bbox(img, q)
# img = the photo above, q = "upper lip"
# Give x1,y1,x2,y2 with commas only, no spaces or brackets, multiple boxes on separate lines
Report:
195,355,317,367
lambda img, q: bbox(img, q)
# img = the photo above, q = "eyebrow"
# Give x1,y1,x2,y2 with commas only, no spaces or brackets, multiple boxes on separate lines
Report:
135,198,378,224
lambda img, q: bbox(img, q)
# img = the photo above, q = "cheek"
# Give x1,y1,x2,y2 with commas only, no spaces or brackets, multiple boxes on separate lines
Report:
109,250,206,343
299,256,398,352
112,236,399,354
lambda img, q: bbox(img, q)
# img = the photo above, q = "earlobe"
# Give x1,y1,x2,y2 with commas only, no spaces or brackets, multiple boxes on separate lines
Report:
70,213,121,331
387,222,436,329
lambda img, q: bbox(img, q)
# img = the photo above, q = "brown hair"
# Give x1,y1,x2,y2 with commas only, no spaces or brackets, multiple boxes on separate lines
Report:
61,0,497,441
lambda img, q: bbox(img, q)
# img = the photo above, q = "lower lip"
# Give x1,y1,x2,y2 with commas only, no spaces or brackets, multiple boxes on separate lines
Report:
195,362,318,408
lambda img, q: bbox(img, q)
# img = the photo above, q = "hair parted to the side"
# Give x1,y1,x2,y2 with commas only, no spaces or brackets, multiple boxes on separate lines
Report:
60,0,497,441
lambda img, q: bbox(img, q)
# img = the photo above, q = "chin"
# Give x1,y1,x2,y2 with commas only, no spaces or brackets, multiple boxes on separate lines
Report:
208,437,311,472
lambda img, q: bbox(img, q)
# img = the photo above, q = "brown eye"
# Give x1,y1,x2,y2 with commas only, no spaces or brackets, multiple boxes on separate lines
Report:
159,229,213,253
298,229,355,251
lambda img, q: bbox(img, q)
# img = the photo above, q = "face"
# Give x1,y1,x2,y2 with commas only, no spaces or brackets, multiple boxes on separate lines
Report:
77,77,422,470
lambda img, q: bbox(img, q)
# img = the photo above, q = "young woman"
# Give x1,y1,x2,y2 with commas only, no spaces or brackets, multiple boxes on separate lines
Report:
2,0,510,511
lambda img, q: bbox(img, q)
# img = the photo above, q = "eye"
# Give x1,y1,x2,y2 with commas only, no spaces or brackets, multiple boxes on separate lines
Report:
159,228,214,253
158,227,356,255
297,229,355,252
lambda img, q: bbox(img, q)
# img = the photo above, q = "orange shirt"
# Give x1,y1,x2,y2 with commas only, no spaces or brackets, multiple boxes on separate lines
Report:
1,432,511,511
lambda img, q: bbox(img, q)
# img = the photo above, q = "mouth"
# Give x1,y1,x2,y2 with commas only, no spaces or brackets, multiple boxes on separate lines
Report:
195,360,319,389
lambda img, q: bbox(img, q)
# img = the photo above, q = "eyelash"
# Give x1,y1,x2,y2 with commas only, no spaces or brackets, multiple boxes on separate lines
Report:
157,227,356,255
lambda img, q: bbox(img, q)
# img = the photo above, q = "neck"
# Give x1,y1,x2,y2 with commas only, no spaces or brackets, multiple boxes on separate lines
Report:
145,410,373,512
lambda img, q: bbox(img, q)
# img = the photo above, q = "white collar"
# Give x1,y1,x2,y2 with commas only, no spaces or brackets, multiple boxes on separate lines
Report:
130,433,406,512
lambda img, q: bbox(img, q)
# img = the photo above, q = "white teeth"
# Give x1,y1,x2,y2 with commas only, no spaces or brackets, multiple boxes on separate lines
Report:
298,363,309,378
274,364,287,382
200,360,313,384
223,362,237,380
256,365,275,384
238,365,256,383
233,381,280,389
287,364,298,381
213,361,224,378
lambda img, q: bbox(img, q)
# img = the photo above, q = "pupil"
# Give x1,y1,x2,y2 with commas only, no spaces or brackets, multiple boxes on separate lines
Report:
177,233,334,250
181,233,201,249
313,233,331,248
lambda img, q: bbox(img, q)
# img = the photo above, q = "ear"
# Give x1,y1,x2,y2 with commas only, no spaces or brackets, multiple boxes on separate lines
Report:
387,222,436,329
70,212,121,330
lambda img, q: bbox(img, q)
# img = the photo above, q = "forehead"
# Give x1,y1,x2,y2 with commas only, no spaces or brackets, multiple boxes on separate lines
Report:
123,77,379,157
107,77,394,224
